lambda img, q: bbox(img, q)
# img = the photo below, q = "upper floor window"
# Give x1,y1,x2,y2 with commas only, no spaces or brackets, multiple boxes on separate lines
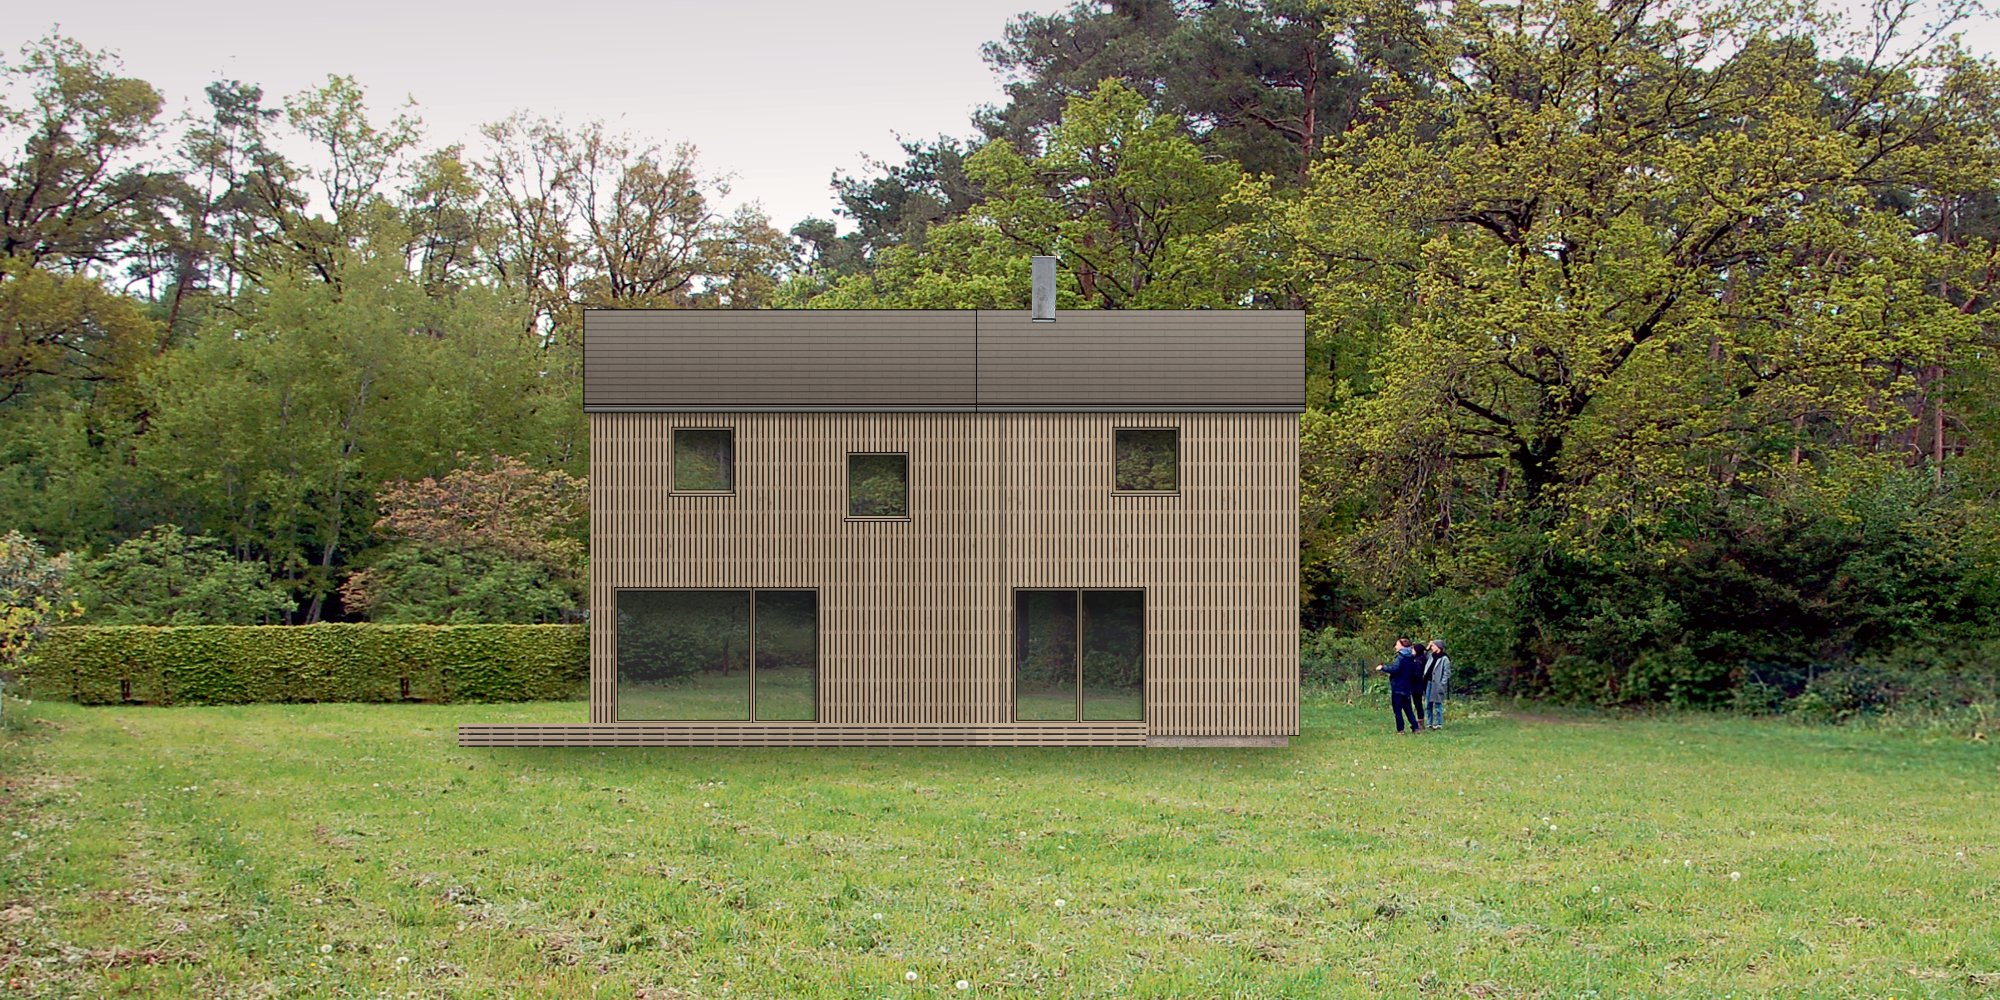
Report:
673,428,735,493
848,453,909,518
1114,428,1178,493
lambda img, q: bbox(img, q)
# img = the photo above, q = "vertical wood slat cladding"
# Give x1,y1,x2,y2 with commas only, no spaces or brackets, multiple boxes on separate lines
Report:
589,411,1298,737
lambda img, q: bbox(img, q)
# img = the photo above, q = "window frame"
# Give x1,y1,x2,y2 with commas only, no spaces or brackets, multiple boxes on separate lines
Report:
1010,587,1147,725
1111,427,1180,496
612,586,820,723
845,451,913,521
669,426,737,496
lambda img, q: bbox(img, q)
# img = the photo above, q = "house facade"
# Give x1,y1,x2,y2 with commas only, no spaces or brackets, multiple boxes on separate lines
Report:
460,303,1304,747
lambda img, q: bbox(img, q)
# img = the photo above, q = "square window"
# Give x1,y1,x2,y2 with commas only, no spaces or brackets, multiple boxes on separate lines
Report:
847,453,909,518
1114,428,1178,493
673,428,734,493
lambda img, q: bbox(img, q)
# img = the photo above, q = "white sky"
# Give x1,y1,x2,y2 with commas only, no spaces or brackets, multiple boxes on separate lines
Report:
23,1,1069,230
15,1,2000,231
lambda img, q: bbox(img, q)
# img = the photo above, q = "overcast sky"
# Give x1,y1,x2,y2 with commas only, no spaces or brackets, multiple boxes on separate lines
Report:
16,1,2000,231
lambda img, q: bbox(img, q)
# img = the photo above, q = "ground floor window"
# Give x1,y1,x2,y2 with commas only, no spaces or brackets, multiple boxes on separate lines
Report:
615,589,818,721
1014,589,1144,722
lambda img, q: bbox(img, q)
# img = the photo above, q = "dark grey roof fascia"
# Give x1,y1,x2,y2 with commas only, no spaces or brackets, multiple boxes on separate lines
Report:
583,308,1305,412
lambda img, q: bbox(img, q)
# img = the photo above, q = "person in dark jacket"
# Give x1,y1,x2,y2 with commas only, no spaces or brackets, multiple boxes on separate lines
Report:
1375,639,1424,733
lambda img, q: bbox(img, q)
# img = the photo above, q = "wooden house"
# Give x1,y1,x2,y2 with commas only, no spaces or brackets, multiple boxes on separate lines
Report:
460,274,1303,747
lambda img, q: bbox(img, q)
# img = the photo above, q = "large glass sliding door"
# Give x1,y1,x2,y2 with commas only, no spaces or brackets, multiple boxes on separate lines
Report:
1080,590,1144,720
1014,591,1079,721
1013,589,1144,722
616,589,818,721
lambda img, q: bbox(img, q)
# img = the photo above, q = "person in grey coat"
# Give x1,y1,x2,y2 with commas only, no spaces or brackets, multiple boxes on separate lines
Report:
1424,639,1452,730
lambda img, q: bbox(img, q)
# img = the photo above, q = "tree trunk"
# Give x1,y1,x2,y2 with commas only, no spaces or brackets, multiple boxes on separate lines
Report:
1932,368,1946,485
1298,41,1320,183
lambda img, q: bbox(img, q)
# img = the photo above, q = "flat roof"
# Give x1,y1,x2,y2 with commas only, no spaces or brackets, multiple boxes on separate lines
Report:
583,309,1306,412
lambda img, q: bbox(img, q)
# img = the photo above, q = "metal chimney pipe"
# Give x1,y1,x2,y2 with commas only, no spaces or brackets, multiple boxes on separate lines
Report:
1031,255,1057,322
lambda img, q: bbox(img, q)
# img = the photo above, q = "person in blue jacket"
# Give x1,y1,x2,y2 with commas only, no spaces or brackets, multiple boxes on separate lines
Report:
1375,638,1425,733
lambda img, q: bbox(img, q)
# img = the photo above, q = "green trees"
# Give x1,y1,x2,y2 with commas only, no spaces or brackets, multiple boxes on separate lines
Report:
807,0,2000,706
979,0,1423,181
0,35,168,272
68,525,292,624
0,6,1997,713
0,258,152,404
135,256,566,619
812,80,1246,309
1246,0,2000,697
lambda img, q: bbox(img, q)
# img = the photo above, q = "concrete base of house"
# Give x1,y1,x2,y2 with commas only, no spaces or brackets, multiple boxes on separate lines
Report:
457,723,1290,748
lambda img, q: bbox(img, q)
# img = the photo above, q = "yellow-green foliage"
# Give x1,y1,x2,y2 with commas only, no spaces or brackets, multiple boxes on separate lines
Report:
22,624,585,705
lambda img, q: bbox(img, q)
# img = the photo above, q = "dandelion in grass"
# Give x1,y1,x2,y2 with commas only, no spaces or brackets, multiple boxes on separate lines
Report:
905,970,918,982
1054,898,1066,909
1729,871,1741,881
957,980,971,990
872,912,884,921
1591,885,1601,894
320,944,333,954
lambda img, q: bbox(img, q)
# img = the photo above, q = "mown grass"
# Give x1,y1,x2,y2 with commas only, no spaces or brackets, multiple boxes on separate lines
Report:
1,695,1995,998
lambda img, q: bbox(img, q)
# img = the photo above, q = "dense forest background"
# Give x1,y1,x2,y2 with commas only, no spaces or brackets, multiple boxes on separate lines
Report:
5,0,1999,713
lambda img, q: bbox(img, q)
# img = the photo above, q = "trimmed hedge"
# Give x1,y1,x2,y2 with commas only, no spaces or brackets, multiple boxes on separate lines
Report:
18,624,587,705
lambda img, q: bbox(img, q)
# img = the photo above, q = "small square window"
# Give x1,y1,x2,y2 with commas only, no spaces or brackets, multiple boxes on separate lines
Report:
847,453,909,518
1114,428,1178,493
673,428,734,493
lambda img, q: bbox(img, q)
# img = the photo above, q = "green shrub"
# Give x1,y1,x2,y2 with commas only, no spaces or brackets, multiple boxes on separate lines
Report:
1300,629,1382,691
341,547,573,624
20,623,586,705
69,525,293,624
1546,653,1617,704
1,529,79,694
1382,588,1517,694
1787,641,2000,726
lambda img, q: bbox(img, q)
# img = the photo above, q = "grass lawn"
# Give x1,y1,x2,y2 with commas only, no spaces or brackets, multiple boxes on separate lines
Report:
2,697,1996,998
